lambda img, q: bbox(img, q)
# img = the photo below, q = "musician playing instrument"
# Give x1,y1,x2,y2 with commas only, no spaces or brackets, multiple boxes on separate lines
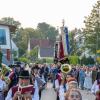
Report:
5,70,39,100
0,68,8,100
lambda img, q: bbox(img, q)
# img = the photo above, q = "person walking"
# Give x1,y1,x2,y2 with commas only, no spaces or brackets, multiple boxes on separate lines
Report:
84,67,92,91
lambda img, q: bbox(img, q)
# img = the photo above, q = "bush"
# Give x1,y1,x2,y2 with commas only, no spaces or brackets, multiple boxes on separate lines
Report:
18,57,30,63
69,55,79,65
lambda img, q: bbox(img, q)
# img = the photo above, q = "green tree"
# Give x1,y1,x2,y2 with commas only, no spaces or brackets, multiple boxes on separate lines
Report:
69,55,79,65
37,22,58,44
83,0,100,54
0,17,21,28
30,47,38,61
13,28,39,56
69,28,83,56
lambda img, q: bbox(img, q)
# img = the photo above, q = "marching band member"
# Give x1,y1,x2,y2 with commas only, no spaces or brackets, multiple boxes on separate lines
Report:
31,65,46,100
91,79,100,94
0,68,7,100
5,70,39,100
91,67,100,96
8,64,21,90
66,77,78,90
55,70,67,100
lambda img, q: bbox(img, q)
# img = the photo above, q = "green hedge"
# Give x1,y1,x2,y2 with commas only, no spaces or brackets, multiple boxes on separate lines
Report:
18,57,30,63
69,56,79,65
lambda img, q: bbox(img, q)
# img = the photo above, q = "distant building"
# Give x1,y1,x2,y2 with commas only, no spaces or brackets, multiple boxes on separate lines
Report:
38,47,54,59
0,23,17,65
30,38,52,49
30,38,54,59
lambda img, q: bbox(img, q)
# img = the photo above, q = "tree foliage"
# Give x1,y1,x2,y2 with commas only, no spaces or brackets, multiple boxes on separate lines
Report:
29,47,38,61
0,17,21,28
37,22,58,42
81,56,95,65
69,55,79,65
83,0,100,54
69,28,83,56
0,17,58,58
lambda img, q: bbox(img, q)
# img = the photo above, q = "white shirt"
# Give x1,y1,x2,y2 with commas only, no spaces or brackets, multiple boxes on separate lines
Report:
91,80,100,94
0,79,7,91
5,85,39,100
59,85,65,100
55,79,59,89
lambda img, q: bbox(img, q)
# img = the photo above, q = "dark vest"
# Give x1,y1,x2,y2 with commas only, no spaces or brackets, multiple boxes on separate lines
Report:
11,86,35,97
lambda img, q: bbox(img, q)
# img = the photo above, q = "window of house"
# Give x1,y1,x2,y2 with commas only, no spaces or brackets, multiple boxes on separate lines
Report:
0,29,6,45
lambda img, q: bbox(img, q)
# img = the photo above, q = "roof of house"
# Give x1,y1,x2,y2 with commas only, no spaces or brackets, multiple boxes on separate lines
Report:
30,38,51,49
39,47,54,58
0,23,16,32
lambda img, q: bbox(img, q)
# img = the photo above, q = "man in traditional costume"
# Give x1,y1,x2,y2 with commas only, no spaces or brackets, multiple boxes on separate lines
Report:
0,68,7,100
31,65,45,100
5,70,39,100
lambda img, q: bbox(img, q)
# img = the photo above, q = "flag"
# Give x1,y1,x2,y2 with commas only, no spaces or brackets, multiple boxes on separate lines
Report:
59,36,64,59
64,27,70,55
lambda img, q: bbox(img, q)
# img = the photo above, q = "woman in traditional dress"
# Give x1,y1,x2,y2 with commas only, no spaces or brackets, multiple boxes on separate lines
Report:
84,67,92,91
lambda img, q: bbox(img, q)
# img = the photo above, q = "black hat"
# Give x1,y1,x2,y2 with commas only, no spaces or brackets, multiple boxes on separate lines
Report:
8,64,14,68
15,61,21,65
19,70,30,79
31,64,40,70
15,64,21,67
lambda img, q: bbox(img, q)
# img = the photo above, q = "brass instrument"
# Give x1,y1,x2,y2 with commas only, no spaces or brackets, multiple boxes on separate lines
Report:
1,63,12,84
61,64,71,75
1,63,12,76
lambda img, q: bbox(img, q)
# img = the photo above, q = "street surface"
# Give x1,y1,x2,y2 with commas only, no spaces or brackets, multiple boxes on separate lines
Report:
80,89,95,100
41,82,95,100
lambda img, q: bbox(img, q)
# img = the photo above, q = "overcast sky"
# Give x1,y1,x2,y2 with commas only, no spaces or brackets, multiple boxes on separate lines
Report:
0,0,98,30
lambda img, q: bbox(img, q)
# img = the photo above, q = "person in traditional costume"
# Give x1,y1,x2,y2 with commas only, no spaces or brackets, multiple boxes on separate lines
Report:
0,68,7,100
5,70,39,100
92,66,97,84
8,64,21,90
91,78,100,94
84,67,92,91
31,65,45,100
79,68,85,90
55,70,68,100
66,77,78,90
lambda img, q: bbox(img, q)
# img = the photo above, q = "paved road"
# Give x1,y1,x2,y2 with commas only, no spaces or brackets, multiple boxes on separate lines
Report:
41,82,95,100
80,89,95,100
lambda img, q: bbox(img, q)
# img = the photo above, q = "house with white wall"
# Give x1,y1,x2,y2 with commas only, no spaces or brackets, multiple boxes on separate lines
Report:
0,23,17,65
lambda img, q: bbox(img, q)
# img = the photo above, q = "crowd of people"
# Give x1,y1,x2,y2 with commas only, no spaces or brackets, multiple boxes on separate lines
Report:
0,62,100,100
